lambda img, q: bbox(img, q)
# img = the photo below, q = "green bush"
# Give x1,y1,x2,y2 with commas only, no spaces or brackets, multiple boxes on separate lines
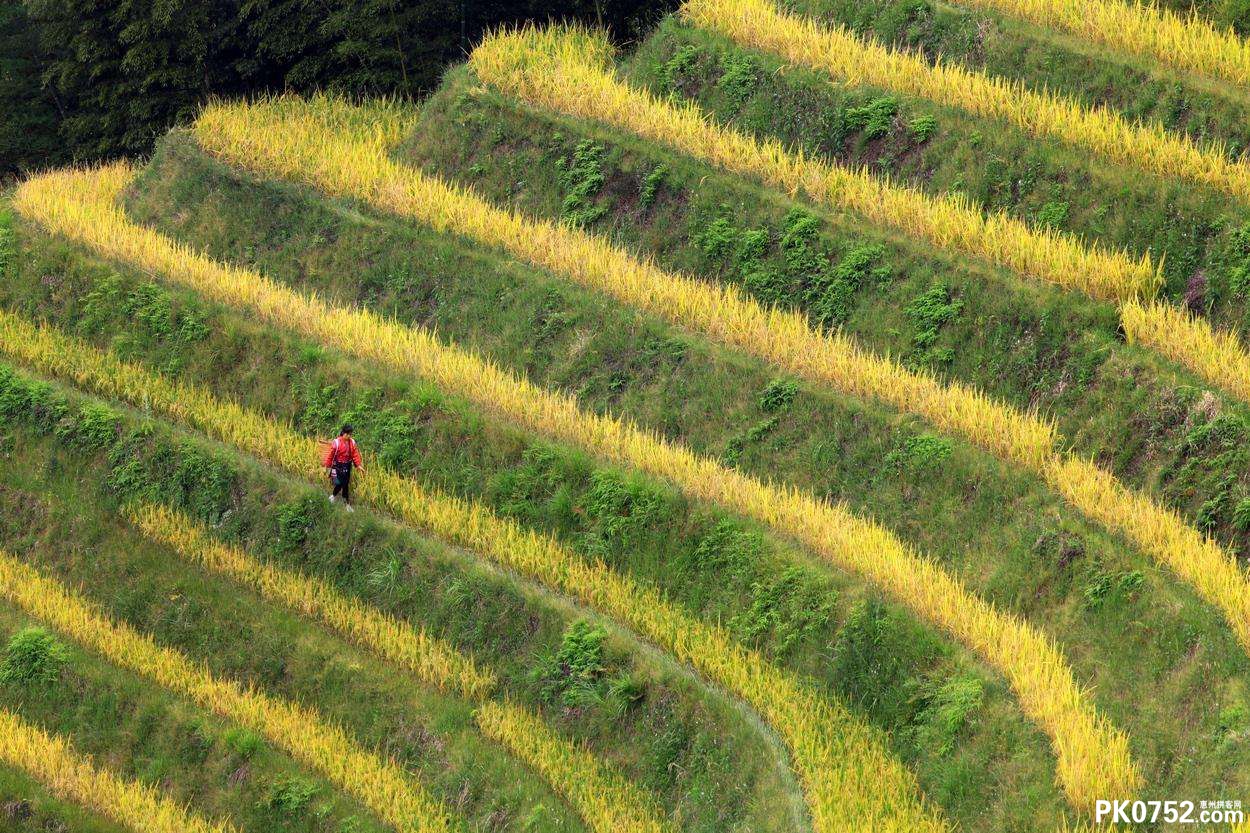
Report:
640,163,667,208
224,726,264,760
908,113,938,142
885,433,954,472
263,775,319,814
582,470,669,544
694,215,740,260
659,45,700,94
558,140,608,227
1035,201,1070,229
729,566,834,657
905,282,963,360
844,96,899,139
831,598,926,725
0,626,69,686
537,620,609,708
57,401,121,449
717,52,759,108
758,378,799,413
910,674,984,756
1083,569,1145,608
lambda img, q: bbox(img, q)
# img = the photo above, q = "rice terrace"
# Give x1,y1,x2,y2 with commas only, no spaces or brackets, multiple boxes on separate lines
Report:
12,0,1250,828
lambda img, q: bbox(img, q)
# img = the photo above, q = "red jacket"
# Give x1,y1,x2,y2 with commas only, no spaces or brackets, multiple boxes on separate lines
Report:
323,435,363,468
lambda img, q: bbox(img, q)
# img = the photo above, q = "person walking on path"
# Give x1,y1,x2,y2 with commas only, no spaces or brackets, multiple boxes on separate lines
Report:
324,424,364,511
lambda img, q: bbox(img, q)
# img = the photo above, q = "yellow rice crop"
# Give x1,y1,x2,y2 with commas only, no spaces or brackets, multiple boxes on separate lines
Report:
465,26,1159,304
957,0,1250,91
1043,454,1250,653
1121,299,1250,407
193,97,1055,468
0,313,947,833
0,707,235,833
463,25,1250,423
182,99,1250,660
128,502,673,833
0,550,454,833
684,0,1250,203
12,166,1135,811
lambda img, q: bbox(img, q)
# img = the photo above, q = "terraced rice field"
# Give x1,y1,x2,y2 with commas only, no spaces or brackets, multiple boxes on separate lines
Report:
5,0,1250,829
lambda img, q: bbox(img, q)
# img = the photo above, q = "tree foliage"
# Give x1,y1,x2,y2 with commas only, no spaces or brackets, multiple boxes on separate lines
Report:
1,0,676,178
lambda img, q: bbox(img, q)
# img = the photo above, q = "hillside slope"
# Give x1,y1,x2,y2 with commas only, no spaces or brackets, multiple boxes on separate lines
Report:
4,0,1250,831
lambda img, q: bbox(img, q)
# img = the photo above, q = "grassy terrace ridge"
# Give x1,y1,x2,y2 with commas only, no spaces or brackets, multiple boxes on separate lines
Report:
7,1,1250,827
0,365,785,833
0,273,949,833
14,162,1141,813
791,0,1250,148
765,0,1250,330
128,502,674,833
6,192,1040,831
949,0,1250,90
0,556,390,833
0,344,789,833
12,139,1250,826
178,92,1250,673
469,27,1159,306
406,54,1250,569
463,24,1250,418
686,0,1250,204
0,707,235,833
0,763,130,833
0,544,457,833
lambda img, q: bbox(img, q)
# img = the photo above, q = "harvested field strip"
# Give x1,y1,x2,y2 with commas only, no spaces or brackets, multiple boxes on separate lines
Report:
955,0,1250,91
182,99,1250,679
129,502,673,833
0,551,454,833
466,27,1158,304
13,166,1135,812
0,707,235,833
684,0,1250,202
0,314,948,833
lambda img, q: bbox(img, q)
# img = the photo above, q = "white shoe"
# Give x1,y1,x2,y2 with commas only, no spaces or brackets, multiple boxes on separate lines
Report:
345,503,354,513
328,494,336,503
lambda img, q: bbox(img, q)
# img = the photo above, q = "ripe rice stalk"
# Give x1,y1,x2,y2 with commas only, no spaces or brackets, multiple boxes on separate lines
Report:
1042,455,1250,651
0,551,454,833
956,0,1250,91
465,26,1160,304
190,97,1056,469
684,0,1250,202
0,316,948,833
0,708,236,833
128,502,673,833
1121,299,1250,408
181,99,1250,680
12,166,1136,811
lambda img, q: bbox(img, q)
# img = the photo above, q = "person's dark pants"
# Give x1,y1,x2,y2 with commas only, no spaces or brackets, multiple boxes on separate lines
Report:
332,462,353,503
